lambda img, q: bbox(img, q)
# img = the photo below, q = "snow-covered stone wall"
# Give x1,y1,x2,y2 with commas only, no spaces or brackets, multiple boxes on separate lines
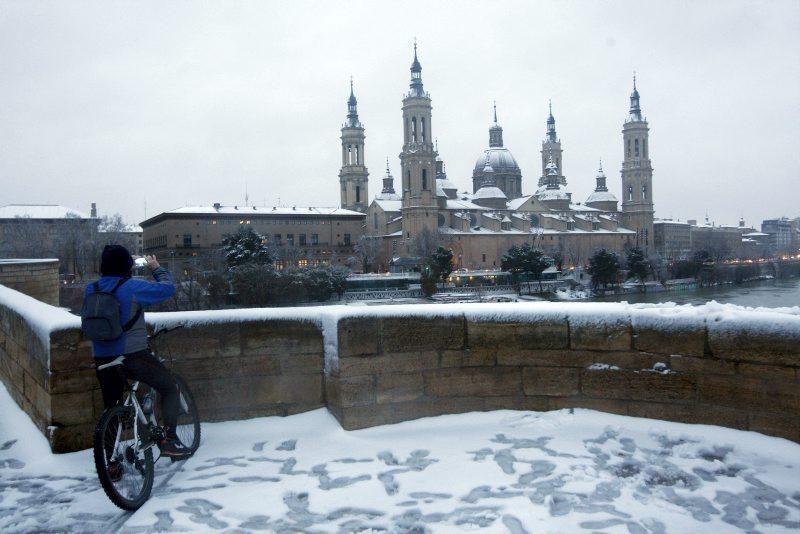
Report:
0,283,798,453
0,259,60,306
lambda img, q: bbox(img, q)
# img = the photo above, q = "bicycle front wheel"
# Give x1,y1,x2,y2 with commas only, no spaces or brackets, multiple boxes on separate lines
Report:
173,374,201,454
93,405,154,511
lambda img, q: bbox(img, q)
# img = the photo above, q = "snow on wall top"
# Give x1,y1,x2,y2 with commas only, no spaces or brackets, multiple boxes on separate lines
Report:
0,204,92,219
165,205,365,217
0,284,79,350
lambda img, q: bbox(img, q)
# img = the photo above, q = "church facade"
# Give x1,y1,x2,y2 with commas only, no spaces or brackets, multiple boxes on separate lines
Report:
342,46,654,271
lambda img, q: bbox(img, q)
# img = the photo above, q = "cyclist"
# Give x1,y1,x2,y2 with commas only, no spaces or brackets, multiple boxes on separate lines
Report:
85,244,190,466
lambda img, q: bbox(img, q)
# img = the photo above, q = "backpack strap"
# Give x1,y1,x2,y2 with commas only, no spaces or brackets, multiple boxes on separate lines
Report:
109,278,128,294
122,305,143,331
93,281,101,292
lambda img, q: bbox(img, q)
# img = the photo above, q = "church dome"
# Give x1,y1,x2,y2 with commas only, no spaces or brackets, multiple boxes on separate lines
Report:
586,190,618,204
473,148,520,175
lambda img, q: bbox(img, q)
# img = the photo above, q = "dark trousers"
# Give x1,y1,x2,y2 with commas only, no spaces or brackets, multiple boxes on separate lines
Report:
95,350,179,429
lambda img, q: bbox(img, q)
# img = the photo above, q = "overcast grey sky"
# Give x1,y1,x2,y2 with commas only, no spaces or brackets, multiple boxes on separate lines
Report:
1,0,798,227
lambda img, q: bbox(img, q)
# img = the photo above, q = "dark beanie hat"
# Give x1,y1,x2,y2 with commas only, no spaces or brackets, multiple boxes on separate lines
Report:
100,245,134,276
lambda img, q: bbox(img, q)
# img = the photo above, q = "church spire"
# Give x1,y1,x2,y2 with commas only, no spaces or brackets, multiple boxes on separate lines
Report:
489,101,503,148
408,39,425,97
545,151,559,190
594,159,608,192
382,158,396,195
629,73,642,122
546,99,557,143
345,77,360,128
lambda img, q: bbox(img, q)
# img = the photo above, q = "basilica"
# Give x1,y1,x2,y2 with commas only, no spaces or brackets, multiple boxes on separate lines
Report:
339,45,655,271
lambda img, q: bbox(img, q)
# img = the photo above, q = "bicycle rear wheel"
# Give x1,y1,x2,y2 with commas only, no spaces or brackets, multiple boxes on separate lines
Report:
93,405,154,511
173,374,201,454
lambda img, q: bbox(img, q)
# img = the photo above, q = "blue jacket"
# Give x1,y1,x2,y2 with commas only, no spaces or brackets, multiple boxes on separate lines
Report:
85,267,175,357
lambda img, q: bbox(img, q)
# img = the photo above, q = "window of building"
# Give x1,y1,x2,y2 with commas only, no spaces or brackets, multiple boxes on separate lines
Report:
628,185,633,201
299,234,306,246
421,117,426,144
643,138,647,158
642,184,647,200
411,117,417,143
392,240,397,253
355,145,360,165
344,233,351,246
183,234,192,247
275,261,285,271
273,233,281,244
298,259,308,268
482,253,486,263
406,170,411,191
356,186,361,203
422,169,427,190
311,233,319,245
286,234,294,246
634,138,639,157
627,139,631,157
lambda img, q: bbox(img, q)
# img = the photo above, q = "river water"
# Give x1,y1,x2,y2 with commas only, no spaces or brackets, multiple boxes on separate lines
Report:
590,278,800,308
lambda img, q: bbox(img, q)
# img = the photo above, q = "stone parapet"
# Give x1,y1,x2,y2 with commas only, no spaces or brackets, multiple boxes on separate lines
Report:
0,292,797,453
0,259,60,306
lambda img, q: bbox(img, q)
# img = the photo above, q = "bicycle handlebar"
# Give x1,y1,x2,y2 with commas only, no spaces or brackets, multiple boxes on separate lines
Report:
150,324,185,340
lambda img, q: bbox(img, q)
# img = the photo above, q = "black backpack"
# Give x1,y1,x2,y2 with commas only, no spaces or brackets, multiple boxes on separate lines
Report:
80,279,142,341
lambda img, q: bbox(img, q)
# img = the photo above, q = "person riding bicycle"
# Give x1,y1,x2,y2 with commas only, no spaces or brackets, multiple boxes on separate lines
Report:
85,244,190,461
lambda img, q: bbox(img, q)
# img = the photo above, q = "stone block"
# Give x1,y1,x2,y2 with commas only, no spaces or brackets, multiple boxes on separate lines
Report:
697,375,766,411
51,391,94,427
154,323,242,360
381,316,464,352
339,351,438,376
467,320,569,350
48,423,94,453
497,349,596,368
48,367,97,395
580,368,633,400
669,355,736,375
591,351,667,371
687,403,749,431
626,401,699,423
325,374,373,408
50,345,93,373
424,367,520,397
582,368,696,403
736,362,796,381
240,320,322,356
483,395,552,412
550,396,629,417
249,374,324,406
522,367,580,396
440,348,496,368
748,413,800,442
570,317,632,351
23,371,51,421
707,325,800,366
274,353,323,375
376,373,424,404
338,317,380,357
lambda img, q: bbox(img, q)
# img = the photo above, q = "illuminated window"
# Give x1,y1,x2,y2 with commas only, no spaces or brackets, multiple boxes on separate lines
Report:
298,259,308,268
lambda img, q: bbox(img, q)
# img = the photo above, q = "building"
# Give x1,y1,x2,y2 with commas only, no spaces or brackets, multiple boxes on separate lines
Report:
687,217,744,259
761,217,798,254
0,203,99,277
140,205,365,272
361,46,652,271
653,219,691,260
339,80,369,213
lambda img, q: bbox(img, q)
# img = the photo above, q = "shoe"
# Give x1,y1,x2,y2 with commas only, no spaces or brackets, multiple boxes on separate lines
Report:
107,460,123,482
158,436,190,458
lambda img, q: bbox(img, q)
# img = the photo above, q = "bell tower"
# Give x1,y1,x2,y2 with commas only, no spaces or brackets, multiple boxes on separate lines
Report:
400,42,439,250
339,79,369,212
620,75,655,253
538,101,566,187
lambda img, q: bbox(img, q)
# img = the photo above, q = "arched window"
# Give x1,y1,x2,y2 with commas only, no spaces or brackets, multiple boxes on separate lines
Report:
356,186,361,203
355,145,360,165
642,184,647,200
634,139,639,157
627,139,631,157
347,145,352,165
411,117,417,143
421,117,426,144
422,169,427,190
628,185,633,201
373,213,378,229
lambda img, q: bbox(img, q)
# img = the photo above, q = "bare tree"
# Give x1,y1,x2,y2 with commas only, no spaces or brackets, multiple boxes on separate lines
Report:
353,236,383,273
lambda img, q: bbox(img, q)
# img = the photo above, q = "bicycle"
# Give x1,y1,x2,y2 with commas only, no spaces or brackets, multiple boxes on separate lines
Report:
92,324,201,511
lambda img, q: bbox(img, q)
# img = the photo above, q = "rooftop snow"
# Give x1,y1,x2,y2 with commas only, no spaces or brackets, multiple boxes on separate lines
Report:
0,204,92,219
373,200,402,212
165,205,365,217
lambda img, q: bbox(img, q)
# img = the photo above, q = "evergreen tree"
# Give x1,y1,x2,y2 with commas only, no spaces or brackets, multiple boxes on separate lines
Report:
626,247,649,285
222,226,273,267
501,244,550,290
587,249,620,291
430,247,454,284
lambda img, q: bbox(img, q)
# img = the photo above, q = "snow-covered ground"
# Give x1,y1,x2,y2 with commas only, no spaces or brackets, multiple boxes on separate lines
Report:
1,383,799,533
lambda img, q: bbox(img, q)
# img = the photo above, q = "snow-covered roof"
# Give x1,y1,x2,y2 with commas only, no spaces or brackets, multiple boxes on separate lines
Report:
472,186,507,200
569,203,601,212
375,192,401,201
0,204,92,219
535,187,570,201
654,220,690,226
165,205,364,217
436,177,458,191
373,200,402,212
743,232,769,237
473,147,520,173
507,195,532,211
586,191,618,204
445,199,487,211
